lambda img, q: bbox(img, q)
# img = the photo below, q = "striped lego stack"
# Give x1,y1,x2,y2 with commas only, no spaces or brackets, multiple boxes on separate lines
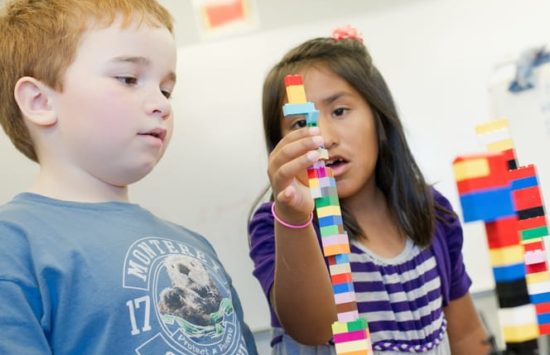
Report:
476,119,550,336
283,74,372,355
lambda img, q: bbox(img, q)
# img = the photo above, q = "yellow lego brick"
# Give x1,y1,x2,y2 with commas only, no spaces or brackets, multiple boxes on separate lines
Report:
339,350,371,355
487,138,514,152
335,338,371,353
317,205,342,218
330,262,351,275
323,243,351,257
332,322,349,334
502,323,539,343
522,237,543,245
527,271,550,284
453,158,490,181
475,118,509,135
489,245,525,266
286,85,307,104
309,178,320,188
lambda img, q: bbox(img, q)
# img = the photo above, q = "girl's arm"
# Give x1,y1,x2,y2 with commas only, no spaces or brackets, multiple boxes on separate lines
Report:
443,293,491,355
268,127,337,344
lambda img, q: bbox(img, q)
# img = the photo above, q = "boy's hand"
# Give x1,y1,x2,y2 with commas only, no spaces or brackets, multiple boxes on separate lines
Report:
268,127,324,224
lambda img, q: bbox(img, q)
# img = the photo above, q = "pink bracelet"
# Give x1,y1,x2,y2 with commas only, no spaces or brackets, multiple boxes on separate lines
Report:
271,203,313,229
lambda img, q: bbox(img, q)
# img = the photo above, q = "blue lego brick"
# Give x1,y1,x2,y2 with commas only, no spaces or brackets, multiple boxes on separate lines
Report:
318,215,343,227
537,313,550,325
459,187,515,222
511,176,538,190
283,102,315,117
531,292,550,304
306,110,319,125
334,253,349,264
333,282,354,294
492,263,526,282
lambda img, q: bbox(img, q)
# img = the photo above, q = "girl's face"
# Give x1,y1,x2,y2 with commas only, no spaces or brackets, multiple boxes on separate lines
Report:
280,66,379,200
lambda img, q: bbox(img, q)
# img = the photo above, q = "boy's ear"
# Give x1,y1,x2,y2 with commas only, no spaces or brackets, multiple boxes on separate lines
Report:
14,77,57,127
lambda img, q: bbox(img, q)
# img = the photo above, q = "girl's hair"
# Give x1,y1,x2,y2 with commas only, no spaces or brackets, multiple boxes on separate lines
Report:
0,0,173,162
260,36,449,247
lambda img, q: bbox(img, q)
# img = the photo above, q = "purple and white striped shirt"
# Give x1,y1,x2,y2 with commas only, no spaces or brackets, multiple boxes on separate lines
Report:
248,190,471,353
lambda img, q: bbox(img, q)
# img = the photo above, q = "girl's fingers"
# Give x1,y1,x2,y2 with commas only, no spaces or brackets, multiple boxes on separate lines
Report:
271,149,319,191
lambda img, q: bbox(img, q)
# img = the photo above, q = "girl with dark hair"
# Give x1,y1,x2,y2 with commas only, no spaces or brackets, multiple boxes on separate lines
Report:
248,27,490,355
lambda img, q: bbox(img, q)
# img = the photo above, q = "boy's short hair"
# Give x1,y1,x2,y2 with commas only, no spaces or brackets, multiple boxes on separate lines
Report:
0,0,173,162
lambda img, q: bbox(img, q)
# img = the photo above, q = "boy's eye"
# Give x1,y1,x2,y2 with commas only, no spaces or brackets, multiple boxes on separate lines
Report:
116,76,138,85
161,90,172,99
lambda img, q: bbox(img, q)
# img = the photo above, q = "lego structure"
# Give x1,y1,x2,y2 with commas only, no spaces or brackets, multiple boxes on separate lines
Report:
453,118,550,354
283,74,372,354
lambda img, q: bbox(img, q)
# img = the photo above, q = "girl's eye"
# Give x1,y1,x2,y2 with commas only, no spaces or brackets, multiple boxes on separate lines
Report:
116,76,138,85
290,118,307,130
332,107,348,117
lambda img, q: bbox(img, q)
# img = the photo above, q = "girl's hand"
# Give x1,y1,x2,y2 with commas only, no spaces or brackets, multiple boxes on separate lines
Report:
268,127,324,224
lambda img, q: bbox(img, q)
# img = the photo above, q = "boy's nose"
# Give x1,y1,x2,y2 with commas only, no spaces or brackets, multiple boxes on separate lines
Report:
146,91,172,120
319,117,338,148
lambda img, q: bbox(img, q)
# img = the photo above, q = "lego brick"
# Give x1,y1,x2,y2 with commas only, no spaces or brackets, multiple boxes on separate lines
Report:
539,323,550,335
525,249,546,265
321,186,338,196
306,110,319,126
309,177,320,188
323,234,350,247
282,102,315,116
319,177,333,188
487,138,514,152
337,310,360,322
318,148,329,160
336,301,359,314
455,154,510,194
283,74,303,86
347,317,369,331
493,263,526,282
527,281,550,295
521,226,549,241
315,195,340,209
286,85,307,104
307,168,318,179
518,216,547,231
459,187,515,222
334,291,357,304
526,271,550,284
310,187,322,199
477,126,511,145
489,245,524,266
485,217,520,248
538,313,550,325
511,176,539,190
508,164,536,181
535,301,550,314
453,157,490,182
512,186,543,211
502,148,517,169
333,329,368,343
320,224,340,237
530,292,550,304
527,261,548,274
517,206,545,220
317,205,342,218
475,118,510,135
327,253,350,265
323,243,351,256
523,240,544,252
505,339,538,353
318,214,343,227
496,279,530,308
330,262,352,275
498,304,537,326
502,323,538,343
331,272,353,285
334,338,371,353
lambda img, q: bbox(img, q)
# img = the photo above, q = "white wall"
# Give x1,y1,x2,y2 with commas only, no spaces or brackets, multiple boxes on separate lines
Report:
2,0,550,331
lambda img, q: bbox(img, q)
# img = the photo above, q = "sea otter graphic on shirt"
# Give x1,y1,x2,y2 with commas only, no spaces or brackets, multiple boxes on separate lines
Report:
122,237,248,354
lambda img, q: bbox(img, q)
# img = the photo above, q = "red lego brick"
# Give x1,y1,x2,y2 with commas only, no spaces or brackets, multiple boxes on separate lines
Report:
485,216,520,248
284,74,303,87
509,165,536,180
518,216,547,231
513,186,543,211
524,241,544,252
455,153,510,195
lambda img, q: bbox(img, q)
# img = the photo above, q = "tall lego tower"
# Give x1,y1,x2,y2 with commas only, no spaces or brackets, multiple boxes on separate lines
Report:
283,74,372,355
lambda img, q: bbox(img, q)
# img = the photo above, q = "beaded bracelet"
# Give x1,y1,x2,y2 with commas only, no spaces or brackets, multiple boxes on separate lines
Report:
271,203,313,229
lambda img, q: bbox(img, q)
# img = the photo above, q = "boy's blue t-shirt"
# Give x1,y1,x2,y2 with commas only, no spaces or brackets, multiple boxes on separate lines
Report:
0,193,257,355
